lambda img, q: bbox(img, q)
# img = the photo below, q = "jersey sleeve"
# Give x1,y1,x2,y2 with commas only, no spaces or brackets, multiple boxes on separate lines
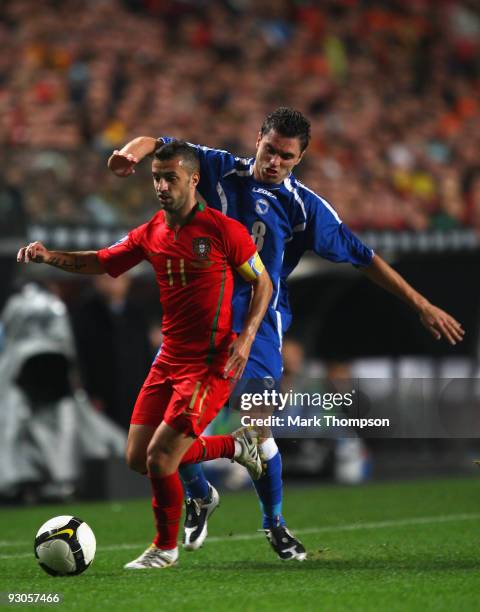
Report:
302,191,374,266
220,215,264,281
157,136,236,211
97,225,146,277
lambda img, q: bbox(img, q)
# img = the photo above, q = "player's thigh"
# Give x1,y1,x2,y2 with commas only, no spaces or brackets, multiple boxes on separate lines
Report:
146,421,195,475
165,372,233,438
127,368,174,471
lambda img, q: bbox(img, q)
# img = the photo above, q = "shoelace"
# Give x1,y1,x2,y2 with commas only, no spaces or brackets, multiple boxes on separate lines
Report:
185,498,201,518
141,548,167,564
142,547,177,567
262,527,294,545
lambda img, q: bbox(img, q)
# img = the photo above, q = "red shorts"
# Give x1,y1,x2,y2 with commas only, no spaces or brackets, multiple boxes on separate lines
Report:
130,359,233,437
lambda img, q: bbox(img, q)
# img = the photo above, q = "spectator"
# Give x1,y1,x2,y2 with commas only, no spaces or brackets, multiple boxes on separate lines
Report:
1,0,479,231
72,272,152,430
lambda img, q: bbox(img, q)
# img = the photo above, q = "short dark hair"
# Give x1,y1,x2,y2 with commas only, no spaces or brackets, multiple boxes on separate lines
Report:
154,141,200,174
260,107,311,152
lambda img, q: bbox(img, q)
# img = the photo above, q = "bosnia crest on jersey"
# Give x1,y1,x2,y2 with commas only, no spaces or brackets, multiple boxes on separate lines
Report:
192,237,211,259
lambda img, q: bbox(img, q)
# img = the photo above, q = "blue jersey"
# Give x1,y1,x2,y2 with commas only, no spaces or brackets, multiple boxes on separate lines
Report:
158,138,373,361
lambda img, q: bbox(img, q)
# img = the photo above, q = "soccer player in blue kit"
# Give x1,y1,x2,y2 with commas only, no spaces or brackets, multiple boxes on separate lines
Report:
109,108,464,561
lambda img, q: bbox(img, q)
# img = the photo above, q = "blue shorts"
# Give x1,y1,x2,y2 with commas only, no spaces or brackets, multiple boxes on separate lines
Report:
207,334,282,431
228,334,282,407
243,333,282,381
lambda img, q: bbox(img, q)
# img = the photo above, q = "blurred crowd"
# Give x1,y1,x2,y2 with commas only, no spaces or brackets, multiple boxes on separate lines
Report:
1,0,480,231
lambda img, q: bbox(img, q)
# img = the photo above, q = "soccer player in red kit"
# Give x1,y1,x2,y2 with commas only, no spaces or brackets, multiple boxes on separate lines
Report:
17,141,273,569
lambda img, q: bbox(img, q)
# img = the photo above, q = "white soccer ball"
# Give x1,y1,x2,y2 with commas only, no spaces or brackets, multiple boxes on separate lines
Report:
34,515,96,576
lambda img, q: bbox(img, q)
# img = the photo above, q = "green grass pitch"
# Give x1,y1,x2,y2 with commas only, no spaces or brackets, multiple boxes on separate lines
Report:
1,477,480,611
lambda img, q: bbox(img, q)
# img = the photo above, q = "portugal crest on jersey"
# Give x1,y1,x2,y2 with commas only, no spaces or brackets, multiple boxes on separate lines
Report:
192,237,211,259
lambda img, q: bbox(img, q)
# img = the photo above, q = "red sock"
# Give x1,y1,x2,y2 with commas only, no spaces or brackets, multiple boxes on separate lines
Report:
150,472,183,550
181,435,235,464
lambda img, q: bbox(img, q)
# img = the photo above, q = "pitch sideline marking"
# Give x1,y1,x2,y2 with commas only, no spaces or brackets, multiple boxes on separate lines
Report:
2,512,479,560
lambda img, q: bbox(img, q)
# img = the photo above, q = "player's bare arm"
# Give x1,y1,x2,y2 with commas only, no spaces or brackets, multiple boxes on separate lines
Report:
362,253,465,346
17,241,105,274
224,268,273,381
108,136,157,177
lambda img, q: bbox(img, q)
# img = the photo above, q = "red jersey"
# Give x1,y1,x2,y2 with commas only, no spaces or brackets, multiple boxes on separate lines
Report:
97,203,263,370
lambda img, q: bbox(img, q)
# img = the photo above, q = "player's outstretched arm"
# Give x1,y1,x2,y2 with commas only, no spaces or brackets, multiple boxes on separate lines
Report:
224,268,273,380
361,253,464,345
17,241,105,274
107,136,157,177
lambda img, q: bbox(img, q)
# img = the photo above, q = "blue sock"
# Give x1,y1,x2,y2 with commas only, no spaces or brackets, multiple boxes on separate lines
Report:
179,463,210,500
252,450,286,529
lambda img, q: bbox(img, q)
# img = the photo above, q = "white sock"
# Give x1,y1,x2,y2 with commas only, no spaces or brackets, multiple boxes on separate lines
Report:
260,438,278,461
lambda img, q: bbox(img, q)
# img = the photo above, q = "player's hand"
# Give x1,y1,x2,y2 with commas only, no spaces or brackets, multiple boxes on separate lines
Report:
418,303,465,345
107,150,137,177
17,241,50,264
224,334,254,381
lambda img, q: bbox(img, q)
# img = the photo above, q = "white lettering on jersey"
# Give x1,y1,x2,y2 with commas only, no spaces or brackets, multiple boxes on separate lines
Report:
252,187,278,200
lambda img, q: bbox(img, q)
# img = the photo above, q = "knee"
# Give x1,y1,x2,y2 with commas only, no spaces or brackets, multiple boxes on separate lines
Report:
146,446,177,477
125,449,147,474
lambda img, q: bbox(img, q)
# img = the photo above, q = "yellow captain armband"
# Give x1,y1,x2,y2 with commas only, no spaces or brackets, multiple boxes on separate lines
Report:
236,251,265,281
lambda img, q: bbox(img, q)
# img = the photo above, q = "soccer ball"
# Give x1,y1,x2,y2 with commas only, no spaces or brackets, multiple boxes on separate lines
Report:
34,516,96,576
